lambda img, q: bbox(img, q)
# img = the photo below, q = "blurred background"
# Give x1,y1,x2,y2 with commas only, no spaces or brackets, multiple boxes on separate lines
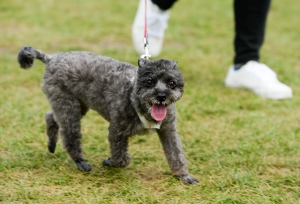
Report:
1,0,300,203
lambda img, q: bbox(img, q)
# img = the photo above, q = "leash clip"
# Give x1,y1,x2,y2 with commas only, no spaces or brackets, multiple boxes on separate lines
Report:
140,37,151,59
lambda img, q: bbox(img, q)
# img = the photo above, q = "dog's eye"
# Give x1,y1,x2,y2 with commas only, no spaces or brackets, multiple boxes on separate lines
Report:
145,78,154,87
169,81,177,89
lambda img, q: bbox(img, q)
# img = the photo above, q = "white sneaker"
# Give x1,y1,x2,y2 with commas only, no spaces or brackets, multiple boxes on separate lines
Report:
132,0,170,57
225,61,292,100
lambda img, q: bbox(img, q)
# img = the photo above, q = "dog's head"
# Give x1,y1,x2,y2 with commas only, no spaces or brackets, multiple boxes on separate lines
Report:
136,58,184,122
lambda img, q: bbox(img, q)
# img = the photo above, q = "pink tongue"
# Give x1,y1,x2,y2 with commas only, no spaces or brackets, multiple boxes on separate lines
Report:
151,104,167,121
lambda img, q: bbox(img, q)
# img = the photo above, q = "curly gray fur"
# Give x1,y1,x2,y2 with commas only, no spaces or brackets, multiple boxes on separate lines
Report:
17,46,198,184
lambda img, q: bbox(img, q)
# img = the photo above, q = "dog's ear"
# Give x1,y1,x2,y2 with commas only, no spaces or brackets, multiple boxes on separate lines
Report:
138,58,150,68
171,60,178,69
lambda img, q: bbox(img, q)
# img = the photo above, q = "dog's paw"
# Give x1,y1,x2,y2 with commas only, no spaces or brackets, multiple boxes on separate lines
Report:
102,158,112,167
179,174,199,184
76,161,92,172
47,142,56,153
102,157,131,168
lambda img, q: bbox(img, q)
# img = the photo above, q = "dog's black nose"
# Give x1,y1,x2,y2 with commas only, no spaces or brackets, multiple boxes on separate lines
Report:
157,93,166,102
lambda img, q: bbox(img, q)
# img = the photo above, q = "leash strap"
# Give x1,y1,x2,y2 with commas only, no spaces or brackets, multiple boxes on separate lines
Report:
140,0,151,59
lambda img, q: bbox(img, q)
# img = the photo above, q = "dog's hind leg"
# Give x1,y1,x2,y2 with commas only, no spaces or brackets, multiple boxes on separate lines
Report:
45,110,59,153
50,97,92,172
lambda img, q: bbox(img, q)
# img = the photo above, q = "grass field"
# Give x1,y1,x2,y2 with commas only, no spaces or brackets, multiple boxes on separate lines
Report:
1,0,300,203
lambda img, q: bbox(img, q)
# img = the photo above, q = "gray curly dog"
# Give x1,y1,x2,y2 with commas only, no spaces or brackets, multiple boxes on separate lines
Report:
17,46,198,184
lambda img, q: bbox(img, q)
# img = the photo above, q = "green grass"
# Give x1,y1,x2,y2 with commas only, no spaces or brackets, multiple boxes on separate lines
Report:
1,0,300,203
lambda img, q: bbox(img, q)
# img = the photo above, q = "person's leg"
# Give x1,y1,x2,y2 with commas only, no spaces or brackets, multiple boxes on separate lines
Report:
225,0,292,100
132,0,177,57
151,0,177,10
234,0,270,65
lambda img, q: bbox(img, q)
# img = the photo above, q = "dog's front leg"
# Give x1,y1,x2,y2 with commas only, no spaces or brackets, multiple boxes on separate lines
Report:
103,125,131,168
157,126,198,184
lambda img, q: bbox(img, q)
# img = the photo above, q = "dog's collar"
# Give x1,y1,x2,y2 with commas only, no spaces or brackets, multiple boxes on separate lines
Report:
138,113,162,129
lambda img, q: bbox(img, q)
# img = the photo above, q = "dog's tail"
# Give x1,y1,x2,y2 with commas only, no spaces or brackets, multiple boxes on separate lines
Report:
17,46,52,69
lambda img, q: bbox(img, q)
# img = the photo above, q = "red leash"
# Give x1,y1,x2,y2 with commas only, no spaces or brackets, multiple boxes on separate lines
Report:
141,0,151,59
144,0,148,41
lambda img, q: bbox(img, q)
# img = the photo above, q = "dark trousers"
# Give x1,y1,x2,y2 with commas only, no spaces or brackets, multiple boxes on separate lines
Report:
151,0,271,64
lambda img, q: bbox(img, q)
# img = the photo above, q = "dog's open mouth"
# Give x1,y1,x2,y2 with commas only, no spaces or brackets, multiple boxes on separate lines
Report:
151,103,167,121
